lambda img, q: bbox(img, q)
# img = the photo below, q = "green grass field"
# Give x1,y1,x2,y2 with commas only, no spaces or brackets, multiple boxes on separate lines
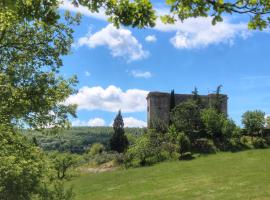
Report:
68,149,270,200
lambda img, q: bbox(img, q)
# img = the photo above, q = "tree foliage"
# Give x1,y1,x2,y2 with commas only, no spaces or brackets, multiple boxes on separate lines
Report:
171,100,202,136
71,0,270,30
201,108,226,139
50,152,79,180
242,110,265,136
110,110,129,153
176,132,191,159
0,0,80,129
0,125,74,199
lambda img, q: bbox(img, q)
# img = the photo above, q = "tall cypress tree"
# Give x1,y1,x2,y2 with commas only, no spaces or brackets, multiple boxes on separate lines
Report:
170,90,176,112
110,110,129,153
212,85,223,113
192,87,203,109
169,90,176,125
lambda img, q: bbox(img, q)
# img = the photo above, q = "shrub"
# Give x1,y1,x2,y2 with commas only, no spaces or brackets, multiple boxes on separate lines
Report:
201,108,226,139
125,135,156,167
0,126,75,199
87,143,105,156
193,138,216,153
253,137,267,149
124,131,168,167
240,136,249,145
177,132,191,159
222,119,237,138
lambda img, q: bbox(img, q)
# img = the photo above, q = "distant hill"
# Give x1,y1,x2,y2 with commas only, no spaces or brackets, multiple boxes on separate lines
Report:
23,126,145,153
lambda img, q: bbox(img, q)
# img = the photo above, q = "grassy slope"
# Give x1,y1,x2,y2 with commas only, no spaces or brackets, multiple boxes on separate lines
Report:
68,149,270,200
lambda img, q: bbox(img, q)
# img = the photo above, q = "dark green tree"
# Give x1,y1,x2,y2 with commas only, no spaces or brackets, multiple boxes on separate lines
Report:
170,100,202,140
211,85,224,113
169,89,176,125
170,89,176,112
110,110,129,153
192,87,203,109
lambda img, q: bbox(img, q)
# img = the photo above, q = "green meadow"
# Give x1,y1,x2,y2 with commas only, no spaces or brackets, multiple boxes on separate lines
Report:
68,149,270,200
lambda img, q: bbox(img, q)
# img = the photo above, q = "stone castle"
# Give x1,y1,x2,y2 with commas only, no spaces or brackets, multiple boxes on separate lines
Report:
146,91,228,127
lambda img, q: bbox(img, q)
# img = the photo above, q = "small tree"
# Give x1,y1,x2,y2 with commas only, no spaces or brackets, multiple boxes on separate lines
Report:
177,132,191,159
242,110,265,139
50,152,79,180
170,100,202,139
110,110,129,153
201,108,226,140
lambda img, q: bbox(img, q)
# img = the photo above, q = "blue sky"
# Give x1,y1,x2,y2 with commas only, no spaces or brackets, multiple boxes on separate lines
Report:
60,1,270,127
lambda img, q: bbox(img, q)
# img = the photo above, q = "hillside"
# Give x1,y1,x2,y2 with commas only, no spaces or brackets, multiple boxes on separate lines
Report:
67,149,270,200
24,127,144,153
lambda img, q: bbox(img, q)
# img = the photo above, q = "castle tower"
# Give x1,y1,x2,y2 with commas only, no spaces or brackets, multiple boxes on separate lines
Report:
146,91,228,128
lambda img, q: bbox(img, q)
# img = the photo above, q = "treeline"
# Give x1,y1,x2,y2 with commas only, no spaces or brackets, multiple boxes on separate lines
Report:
24,126,144,153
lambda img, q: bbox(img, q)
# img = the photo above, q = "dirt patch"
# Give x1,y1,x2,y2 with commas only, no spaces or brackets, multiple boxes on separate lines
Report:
79,161,119,174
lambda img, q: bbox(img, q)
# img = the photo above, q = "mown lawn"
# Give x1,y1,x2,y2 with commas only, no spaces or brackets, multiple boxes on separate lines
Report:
67,149,270,200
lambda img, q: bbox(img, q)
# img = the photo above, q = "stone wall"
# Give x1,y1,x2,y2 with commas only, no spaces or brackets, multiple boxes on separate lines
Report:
146,91,228,127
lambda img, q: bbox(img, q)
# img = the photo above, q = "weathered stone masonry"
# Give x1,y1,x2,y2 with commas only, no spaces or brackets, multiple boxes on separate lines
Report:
146,91,228,127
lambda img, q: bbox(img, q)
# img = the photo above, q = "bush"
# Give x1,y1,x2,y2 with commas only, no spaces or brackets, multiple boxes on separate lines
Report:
201,108,226,139
192,138,216,153
85,152,124,166
240,136,249,145
253,137,267,149
177,132,191,159
87,143,105,156
0,126,75,199
124,135,156,167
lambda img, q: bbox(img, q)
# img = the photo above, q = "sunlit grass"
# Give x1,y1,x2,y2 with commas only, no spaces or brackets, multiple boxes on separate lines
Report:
67,149,270,200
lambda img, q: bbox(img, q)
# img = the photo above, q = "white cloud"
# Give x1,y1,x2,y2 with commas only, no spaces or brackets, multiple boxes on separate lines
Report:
72,117,106,127
123,117,147,128
153,11,250,49
85,71,91,77
145,35,157,42
61,2,250,49
65,85,148,112
130,70,152,78
76,24,149,62
59,0,107,20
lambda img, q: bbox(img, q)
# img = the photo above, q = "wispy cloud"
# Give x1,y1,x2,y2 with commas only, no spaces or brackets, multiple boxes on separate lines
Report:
145,35,157,43
85,71,91,77
130,70,152,78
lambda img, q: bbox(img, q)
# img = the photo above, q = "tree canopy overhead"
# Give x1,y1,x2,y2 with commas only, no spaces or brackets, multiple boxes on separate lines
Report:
71,0,270,30
0,0,80,129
